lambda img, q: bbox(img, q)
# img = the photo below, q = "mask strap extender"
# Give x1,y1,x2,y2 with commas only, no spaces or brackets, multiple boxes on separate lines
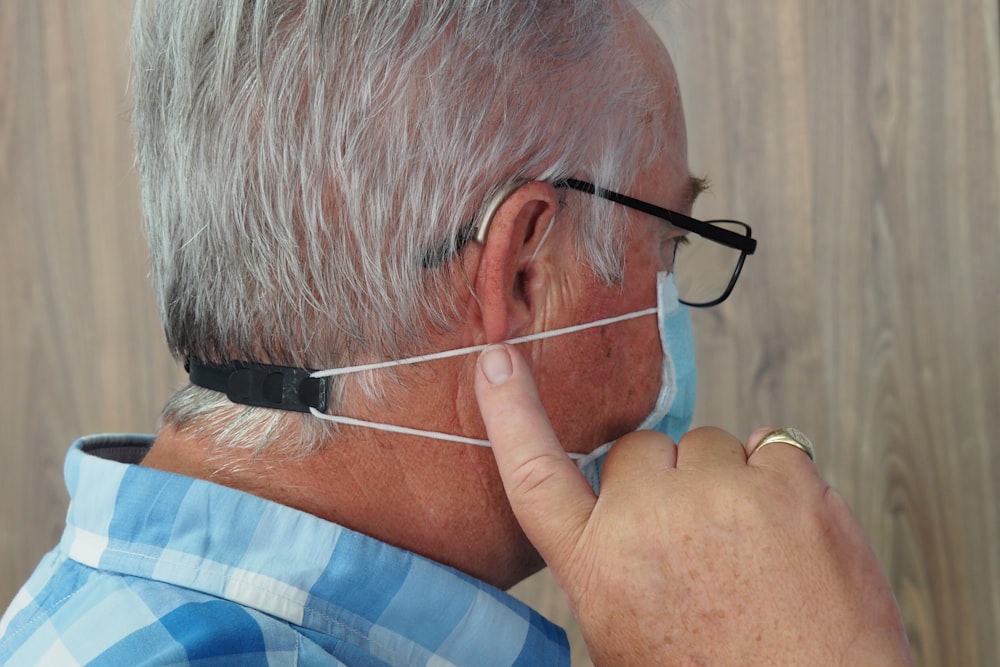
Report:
186,359,328,414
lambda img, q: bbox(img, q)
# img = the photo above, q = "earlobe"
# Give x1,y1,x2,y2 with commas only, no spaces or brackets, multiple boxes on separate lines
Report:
473,181,561,343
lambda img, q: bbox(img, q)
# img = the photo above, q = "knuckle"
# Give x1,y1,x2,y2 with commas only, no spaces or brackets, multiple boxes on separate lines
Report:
616,430,673,449
679,425,732,444
505,450,566,498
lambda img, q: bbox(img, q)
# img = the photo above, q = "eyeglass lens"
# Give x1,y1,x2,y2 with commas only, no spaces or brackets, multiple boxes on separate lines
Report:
675,221,748,306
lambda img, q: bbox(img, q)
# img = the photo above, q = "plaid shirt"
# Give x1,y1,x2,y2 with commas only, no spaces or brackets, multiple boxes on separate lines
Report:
0,435,569,666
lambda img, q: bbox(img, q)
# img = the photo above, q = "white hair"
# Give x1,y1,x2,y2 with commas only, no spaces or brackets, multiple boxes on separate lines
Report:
131,0,663,455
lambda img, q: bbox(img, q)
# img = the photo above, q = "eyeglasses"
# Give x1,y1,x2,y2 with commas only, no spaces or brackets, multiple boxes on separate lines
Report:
556,178,756,307
426,178,756,307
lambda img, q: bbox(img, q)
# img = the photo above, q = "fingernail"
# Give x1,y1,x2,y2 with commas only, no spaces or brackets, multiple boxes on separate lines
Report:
481,345,513,384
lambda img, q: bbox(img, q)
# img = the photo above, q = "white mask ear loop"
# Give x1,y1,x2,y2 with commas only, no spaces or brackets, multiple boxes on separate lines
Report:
308,307,657,459
309,411,586,460
309,307,655,379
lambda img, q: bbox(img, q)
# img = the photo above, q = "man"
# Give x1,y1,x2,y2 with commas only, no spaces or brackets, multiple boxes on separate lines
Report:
1,1,912,664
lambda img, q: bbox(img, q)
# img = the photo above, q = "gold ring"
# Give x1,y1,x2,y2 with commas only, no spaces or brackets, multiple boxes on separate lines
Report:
752,427,815,461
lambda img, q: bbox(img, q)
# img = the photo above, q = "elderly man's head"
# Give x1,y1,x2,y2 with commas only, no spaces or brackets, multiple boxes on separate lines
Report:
132,0,685,457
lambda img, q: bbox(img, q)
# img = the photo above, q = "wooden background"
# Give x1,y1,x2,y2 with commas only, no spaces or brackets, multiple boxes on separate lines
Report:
2,2,997,665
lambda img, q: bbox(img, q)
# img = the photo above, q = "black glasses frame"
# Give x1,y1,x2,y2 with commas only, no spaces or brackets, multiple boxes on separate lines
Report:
425,179,757,307
556,178,756,307
556,179,757,255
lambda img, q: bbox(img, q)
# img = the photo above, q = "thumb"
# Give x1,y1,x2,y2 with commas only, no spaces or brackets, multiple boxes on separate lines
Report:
475,344,595,568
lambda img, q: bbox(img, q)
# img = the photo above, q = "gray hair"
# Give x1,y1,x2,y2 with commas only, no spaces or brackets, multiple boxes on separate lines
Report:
131,0,663,455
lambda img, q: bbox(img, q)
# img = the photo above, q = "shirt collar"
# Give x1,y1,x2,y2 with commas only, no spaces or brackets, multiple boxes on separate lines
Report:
61,435,569,665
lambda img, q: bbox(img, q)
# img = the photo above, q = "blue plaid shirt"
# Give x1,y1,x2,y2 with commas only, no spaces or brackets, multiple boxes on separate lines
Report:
0,435,569,666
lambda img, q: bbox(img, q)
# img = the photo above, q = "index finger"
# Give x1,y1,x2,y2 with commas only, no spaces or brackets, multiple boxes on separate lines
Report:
475,344,595,566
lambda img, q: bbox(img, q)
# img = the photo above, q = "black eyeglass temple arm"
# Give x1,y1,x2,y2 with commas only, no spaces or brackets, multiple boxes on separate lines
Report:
556,178,757,255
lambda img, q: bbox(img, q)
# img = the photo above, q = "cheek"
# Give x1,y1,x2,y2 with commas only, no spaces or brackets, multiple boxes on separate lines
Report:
618,319,664,425
586,318,664,441
588,283,664,433
534,319,661,453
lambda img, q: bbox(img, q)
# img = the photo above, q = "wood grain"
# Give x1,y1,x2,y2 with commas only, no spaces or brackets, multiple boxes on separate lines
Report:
668,3,1000,666
3,3,997,666
0,0,184,599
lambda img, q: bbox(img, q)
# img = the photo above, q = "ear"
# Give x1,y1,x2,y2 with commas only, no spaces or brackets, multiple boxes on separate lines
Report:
473,181,561,342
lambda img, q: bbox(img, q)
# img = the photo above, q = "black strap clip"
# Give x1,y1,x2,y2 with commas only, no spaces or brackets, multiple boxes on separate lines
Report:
186,359,328,414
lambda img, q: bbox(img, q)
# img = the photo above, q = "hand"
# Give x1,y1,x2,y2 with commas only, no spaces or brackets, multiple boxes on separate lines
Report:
475,344,913,666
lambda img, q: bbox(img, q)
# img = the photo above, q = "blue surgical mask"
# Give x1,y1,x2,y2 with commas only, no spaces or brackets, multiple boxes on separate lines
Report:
575,271,697,493
308,272,696,495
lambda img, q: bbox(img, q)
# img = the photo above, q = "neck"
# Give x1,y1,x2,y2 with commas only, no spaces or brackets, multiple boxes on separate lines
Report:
141,403,543,591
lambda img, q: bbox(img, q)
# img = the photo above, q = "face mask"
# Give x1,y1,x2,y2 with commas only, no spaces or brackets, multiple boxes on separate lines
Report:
574,271,697,493
307,271,696,494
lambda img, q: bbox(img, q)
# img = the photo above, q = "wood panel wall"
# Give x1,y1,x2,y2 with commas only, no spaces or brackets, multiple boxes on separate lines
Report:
3,3,998,666
1,0,185,604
